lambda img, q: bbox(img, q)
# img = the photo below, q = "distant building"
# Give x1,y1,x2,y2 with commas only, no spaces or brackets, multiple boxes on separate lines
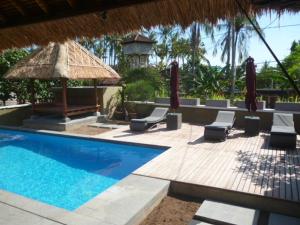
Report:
122,34,155,68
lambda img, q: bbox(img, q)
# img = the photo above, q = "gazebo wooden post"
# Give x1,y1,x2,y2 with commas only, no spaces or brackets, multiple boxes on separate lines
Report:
30,79,36,116
30,79,35,108
93,79,100,114
61,78,69,121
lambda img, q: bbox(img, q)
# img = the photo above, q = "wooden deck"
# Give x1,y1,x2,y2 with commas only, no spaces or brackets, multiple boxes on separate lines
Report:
97,123,300,209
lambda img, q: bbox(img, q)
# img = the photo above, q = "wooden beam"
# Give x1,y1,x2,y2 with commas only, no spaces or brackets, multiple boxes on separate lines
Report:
61,78,68,118
0,0,160,29
35,0,49,14
30,79,35,111
9,0,27,16
0,13,7,23
93,79,99,112
66,0,77,8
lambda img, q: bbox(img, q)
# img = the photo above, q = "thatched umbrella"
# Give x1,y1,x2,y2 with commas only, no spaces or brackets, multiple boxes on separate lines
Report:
5,40,120,119
170,61,180,111
245,57,257,112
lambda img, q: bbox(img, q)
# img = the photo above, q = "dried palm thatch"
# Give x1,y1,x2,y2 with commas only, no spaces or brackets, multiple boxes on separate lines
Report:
4,40,121,84
0,0,299,51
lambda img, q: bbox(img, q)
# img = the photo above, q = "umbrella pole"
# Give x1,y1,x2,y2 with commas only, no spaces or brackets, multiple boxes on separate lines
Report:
235,0,300,96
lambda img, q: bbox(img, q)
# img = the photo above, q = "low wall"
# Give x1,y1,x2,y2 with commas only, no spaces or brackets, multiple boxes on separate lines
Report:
0,104,32,126
125,101,300,133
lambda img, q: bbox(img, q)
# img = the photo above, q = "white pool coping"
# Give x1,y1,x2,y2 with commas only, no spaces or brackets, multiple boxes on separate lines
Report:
0,175,169,225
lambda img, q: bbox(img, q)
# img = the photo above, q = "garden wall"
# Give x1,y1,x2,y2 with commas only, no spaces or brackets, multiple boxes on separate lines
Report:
125,101,300,133
0,104,32,126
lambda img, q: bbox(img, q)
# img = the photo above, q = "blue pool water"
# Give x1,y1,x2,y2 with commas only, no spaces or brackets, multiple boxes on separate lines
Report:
0,129,163,210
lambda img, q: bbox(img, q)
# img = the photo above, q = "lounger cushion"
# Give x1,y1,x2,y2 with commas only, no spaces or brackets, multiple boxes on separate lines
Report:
270,113,297,149
205,122,233,130
271,126,296,134
204,111,235,141
215,111,235,123
130,107,168,131
273,113,294,127
131,118,147,123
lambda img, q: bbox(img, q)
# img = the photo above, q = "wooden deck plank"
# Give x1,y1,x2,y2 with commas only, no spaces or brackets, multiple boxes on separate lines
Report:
266,143,277,198
243,134,263,193
214,132,242,188
279,149,286,200
287,151,298,201
98,123,300,204
272,147,281,199
294,147,300,201
253,134,269,195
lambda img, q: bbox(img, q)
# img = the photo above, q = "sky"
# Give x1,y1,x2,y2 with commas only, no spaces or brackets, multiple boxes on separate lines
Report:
202,12,300,69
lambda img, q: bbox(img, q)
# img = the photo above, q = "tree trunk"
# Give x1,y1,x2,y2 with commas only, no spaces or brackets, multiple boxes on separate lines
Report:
226,23,231,78
230,19,237,99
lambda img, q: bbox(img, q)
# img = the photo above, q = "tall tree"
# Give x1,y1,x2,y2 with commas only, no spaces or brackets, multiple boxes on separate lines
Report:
190,22,214,78
214,16,262,97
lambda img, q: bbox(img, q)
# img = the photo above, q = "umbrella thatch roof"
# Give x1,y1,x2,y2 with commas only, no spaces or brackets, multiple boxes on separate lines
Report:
0,0,299,51
4,40,121,83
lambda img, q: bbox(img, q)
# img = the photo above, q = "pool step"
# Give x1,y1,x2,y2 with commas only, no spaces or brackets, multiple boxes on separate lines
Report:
193,200,260,225
75,174,170,225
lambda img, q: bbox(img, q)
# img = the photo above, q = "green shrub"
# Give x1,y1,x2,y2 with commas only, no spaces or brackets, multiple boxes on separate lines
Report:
125,80,156,101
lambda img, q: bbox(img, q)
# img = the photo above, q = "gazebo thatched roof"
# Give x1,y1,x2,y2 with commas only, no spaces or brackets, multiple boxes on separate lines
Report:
4,40,121,83
0,0,299,51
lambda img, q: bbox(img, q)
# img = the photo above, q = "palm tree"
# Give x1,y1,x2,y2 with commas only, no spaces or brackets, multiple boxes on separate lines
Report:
214,15,263,98
190,22,214,81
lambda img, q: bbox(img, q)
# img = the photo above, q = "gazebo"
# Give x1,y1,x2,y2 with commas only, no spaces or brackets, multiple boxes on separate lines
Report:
5,40,120,120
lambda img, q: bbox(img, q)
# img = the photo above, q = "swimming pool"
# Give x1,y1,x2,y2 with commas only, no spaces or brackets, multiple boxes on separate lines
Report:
0,129,164,210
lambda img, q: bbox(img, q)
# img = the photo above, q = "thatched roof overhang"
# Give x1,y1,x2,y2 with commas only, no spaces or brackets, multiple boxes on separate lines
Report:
0,0,299,51
4,40,121,84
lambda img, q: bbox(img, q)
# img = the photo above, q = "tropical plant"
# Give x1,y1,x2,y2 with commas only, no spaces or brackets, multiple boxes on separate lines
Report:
257,40,300,91
124,80,156,101
0,48,29,105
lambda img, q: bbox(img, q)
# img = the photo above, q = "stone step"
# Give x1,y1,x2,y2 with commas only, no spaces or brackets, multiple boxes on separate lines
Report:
194,200,259,225
88,122,125,129
268,213,300,225
189,219,213,225
75,174,170,225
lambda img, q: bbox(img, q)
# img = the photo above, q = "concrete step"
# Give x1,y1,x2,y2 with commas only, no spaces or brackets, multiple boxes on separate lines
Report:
194,200,259,225
89,122,125,129
75,174,170,225
189,219,213,225
268,213,300,225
